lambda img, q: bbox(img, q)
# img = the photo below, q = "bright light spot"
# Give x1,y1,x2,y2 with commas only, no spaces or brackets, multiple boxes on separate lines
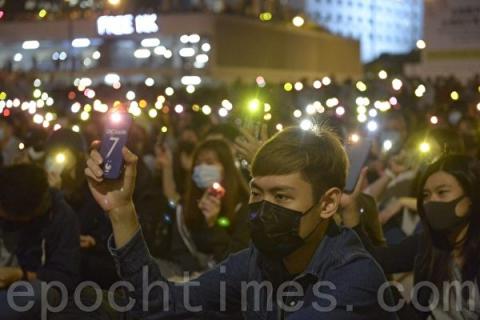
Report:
189,34,200,43
300,119,313,131
33,89,42,99
202,105,211,115
392,78,403,91
18,142,25,150
38,9,47,18
284,82,293,92
222,100,233,111
378,70,388,79
367,120,378,132
45,112,54,122
84,89,96,99
416,40,426,50
336,106,345,116
322,77,331,86
13,99,20,107
264,113,272,121
108,0,121,5
174,104,184,113
450,91,460,101
256,76,266,87
164,50,173,59
145,77,155,87
186,85,196,94
201,43,211,52
128,103,142,117
306,104,316,115
477,103,480,112
165,87,174,96
113,82,121,89
180,34,189,43
55,153,66,164
72,125,80,133
369,109,378,117
430,116,439,125
356,81,367,92
161,126,168,133
79,77,92,88
141,38,160,47
83,58,92,67
23,40,40,50
80,111,90,121
111,112,122,123
314,101,325,113
14,53,23,62
42,121,50,128
415,84,426,97
276,123,284,131
181,76,202,86
293,109,302,118
292,16,305,27
59,51,67,60
179,48,195,57
419,142,431,153
350,134,360,143
383,140,393,152
326,97,339,108
134,48,151,59
92,51,101,60
126,91,136,101
33,114,44,124
259,12,272,21
218,108,228,117
313,80,322,89
53,124,62,131
148,109,158,118
72,38,91,48
71,102,81,113
154,46,167,56
294,82,304,91
196,53,209,64
248,99,260,113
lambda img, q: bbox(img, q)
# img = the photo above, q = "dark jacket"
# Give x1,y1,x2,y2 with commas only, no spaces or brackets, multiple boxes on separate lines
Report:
0,189,80,291
109,221,398,319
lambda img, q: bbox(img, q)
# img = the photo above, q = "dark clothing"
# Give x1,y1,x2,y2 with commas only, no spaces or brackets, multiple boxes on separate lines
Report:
0,189,80,291
109,222,397,319
354,226,480,319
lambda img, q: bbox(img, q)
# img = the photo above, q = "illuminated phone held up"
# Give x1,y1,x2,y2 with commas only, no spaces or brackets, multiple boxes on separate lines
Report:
207,182,226,199
100,111,133,180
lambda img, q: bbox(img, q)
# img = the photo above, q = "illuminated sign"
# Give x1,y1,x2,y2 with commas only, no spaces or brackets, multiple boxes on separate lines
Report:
97,14,158,36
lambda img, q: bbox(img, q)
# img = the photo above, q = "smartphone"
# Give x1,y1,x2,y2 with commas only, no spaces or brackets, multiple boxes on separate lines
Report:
344,139,372,193
100,112,133,180
207,182,226,199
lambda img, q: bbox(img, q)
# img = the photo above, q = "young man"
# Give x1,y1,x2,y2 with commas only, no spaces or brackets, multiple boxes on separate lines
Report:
0,164,80,319
85,127,397,319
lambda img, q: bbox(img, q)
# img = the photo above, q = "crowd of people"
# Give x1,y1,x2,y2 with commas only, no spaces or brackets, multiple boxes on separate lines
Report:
0,71,480,319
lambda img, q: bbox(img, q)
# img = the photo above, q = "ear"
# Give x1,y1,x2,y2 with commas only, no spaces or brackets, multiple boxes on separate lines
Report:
318,187,342,219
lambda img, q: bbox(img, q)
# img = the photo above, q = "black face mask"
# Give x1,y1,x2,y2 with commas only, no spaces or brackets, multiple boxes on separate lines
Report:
248,200,319,259
423,196,470,250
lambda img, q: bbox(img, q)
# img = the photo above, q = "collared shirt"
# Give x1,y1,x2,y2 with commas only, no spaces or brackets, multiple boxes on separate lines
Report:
109,222,398,319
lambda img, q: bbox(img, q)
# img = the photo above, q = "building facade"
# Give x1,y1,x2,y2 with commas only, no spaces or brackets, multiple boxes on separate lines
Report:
287,0,424,62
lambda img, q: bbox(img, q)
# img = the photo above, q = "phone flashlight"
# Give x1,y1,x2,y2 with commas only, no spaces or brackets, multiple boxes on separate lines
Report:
100,111,133,180
45,152,66,175
208,182,226,199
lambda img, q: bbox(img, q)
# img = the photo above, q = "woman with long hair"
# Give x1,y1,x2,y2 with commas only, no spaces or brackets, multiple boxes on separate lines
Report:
171,138,250,271
343,154,480,318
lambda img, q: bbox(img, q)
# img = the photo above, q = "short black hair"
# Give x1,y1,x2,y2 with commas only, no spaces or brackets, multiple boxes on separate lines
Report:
0,164,49,218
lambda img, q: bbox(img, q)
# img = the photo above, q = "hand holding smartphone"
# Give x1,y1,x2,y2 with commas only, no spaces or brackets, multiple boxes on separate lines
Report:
100,111,133,180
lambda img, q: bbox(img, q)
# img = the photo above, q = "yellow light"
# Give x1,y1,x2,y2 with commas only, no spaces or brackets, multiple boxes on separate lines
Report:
264,113,272,121
38,9,47,18
80,111,90,121
259,12,272,21
0,92,6,100
202,105,212,115
148,109,158,118
264,103,271,113
292,16,305,27
84,104,92,112
350,134,360,143
108,0,121,5
248,99,260,113
33,89,42,99
161,126,168,133
419,142,431,153
356,81,367,92
378,70,388,80
450,91,459,101
72,125,80,133
477,103,480,112
284,82,293,92
55,153,66,164
192,104,200,112
293,109,302,118
18,143,25,150
276,123,283,131
139,99,147,108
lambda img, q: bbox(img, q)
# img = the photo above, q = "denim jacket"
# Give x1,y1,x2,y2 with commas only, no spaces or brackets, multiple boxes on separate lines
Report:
109,222,398,320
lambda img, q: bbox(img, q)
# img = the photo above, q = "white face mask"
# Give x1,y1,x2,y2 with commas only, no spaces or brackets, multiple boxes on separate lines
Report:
192,164,222,189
